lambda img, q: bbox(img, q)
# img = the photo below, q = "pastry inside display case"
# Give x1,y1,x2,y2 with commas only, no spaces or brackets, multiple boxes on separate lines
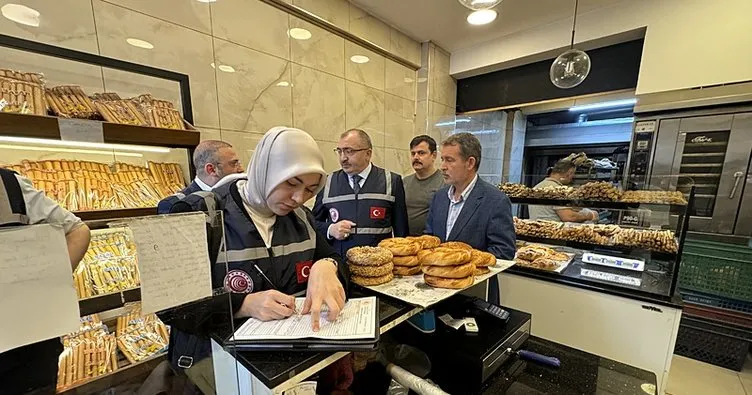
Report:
0,67,185,130
74,227,140,299
0,143,189,212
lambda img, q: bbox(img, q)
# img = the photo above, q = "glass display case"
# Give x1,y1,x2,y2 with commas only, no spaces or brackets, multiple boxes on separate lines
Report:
499,176,694,302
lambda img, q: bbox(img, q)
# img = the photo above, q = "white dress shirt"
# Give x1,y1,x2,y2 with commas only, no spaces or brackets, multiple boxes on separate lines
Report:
446,175,478,238
194,176,212,192
348,163,372,190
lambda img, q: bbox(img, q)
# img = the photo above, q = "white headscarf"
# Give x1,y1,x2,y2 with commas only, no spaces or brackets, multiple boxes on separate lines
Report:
233,127,327,246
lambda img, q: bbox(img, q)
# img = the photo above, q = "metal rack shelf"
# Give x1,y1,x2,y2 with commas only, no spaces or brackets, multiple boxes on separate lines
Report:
509,197,687,214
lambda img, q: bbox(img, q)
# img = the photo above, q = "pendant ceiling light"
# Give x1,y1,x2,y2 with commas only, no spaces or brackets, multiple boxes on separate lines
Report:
550,0,591,89
458,0,502,11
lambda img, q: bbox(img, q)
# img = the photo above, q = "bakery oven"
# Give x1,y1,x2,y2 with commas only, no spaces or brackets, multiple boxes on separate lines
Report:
625,106,752,235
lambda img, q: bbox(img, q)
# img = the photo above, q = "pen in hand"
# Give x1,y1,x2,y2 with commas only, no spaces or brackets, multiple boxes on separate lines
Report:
253,264,296,313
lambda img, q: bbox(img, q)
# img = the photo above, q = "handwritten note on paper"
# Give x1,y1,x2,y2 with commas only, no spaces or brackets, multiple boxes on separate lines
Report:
0,224,80,353
128,213,212,314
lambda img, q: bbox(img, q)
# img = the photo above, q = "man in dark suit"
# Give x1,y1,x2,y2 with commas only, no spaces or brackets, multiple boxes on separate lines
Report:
183,139,244,194
313,129,409,257
425,132,515,304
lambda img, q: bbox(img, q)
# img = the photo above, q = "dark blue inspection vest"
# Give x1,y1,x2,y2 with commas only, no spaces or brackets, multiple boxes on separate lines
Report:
313,165,409,257
0,168,63,394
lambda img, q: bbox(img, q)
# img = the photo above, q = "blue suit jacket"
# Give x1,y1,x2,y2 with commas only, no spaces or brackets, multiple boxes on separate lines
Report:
425,178,516,260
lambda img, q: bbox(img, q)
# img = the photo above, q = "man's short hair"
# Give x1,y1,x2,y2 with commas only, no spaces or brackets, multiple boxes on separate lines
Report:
410,135,437,153
341,128,373,149
193,140,232,175
550,159,576,175
442,132,482,171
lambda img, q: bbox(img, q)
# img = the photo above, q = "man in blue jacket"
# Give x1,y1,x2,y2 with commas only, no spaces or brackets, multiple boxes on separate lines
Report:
425,132,515,304
183,139,243,194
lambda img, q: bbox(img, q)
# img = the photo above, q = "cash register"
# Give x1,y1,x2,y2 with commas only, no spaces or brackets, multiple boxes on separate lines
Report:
389,295,533,394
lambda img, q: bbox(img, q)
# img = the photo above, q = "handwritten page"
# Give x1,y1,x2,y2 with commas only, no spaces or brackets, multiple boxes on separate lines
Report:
283,382,317,395
0,224,80,353
128,213,212,314
58,118,104,143
233,297,377,341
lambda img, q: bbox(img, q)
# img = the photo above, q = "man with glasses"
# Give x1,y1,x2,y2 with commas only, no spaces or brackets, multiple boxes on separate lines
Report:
184,139,243,193
313,129,409,257
403,135,444,236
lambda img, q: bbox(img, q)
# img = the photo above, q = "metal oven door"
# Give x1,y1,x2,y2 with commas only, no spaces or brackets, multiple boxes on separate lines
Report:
651,113,752,234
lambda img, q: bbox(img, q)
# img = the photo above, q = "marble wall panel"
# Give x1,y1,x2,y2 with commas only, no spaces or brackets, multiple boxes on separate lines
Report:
92,0,219,128
344,41,385,90
385,60,416,101
0,0,98,53
346,81,385,148
348,4,389,49
213,38,293,134
289,17,344,77
102,0,211,34
291,64,346,142
211,0,289,60
292,0,349,31
384,94,415,150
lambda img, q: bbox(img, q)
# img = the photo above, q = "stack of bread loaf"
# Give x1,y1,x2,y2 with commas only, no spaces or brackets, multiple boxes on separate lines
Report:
419,241,497,289
1,160,185,211
116,305,170,364
378,235,441,277
75,227,140,298
346,246,395,286
57,314,118,391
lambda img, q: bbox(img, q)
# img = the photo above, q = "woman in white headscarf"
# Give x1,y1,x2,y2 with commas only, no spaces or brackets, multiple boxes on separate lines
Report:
212,126,347,330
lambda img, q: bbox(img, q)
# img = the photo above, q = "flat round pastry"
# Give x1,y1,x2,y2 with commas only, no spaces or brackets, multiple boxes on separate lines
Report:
393,265,422,276
440,241,473,251
423,274,474,289
422,262,474,279
346,246,393,266
474,267,491,276
470,250,497,268
392,255,420,267
419,247,472,267
416,248,434,261
378,238,422,256
348,261,393,277
407,235,441,249
531,258,560,270
352,272,394,286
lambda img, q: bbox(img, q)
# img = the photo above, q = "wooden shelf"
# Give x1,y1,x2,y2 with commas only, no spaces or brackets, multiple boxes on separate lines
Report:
509,197,687,213
57,352,166,395
79,288,141,316
74,207,157,222
0,112,199,149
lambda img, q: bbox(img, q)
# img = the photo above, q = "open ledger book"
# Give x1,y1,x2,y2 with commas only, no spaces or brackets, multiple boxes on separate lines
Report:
229,297,379,350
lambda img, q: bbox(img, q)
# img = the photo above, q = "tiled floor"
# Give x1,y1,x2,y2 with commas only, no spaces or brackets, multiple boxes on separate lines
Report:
666,354,752,395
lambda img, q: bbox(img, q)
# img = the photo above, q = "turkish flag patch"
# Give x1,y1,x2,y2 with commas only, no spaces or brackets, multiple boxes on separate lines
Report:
296,260,313,284
370,206,386,219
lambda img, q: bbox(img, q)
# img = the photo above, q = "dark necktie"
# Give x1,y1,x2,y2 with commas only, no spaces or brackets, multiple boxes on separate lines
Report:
352,174,362,194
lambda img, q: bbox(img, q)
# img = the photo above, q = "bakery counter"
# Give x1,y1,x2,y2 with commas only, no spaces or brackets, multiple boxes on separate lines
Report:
206,291,421,394
499,270,682,395
479,336,658,395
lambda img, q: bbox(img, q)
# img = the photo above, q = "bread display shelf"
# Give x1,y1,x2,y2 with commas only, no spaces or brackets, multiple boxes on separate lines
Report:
0,111,199,148
79,288,141,317
515,235,677,262
508,197,687,213
57,352,165,395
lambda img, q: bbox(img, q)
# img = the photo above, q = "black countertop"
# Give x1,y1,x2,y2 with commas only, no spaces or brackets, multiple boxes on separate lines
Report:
212,291,417,389
480,336,657,395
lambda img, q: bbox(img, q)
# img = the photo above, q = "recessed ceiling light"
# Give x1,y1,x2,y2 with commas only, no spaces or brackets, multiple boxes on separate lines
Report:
467,9,497,25
276,81,291,87
210,62,216,68
288,28,312,40
218,64,235,73
350,55,370,64
1,4,40,27
417,77,428,83
126,38,154,49
403,77,414,83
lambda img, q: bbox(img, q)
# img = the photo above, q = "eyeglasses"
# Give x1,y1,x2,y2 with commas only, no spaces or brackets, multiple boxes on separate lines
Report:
333,147,369,156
